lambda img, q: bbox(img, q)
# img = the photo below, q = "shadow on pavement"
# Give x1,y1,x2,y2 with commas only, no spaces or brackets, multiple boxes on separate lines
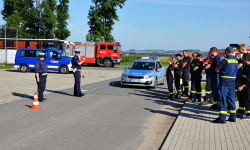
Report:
12,92,33,100
45,89,73,96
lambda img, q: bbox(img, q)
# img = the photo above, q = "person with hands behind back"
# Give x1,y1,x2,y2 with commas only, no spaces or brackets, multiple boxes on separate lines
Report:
236,53,250,119
72,49,86,97
174,53,183,99
166,58,175,100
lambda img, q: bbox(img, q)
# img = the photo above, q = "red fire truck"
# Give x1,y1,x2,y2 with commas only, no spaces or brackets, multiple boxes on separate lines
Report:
69,42,123,67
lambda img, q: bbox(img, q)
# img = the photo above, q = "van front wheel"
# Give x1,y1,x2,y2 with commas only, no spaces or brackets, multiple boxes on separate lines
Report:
20,64,28,73
60,66,69,74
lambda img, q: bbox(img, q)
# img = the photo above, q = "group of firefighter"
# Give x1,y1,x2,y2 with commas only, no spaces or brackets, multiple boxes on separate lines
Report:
166,44,250,123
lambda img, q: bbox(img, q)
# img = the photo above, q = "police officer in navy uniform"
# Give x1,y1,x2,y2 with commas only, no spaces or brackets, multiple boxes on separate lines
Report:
72,49,86,97
35,52,48,102
213,47,238,123
193,54,203,102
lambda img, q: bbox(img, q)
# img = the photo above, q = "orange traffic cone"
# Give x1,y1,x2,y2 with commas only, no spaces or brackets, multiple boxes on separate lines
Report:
30,92,41,109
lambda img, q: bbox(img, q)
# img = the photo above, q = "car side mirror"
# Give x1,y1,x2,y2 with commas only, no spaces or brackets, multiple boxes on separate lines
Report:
124,67,128,70
157,69,162,72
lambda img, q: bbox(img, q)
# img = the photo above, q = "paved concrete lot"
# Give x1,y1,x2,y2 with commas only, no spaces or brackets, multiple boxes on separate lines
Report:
0,77,183,150
0,65,125,104
161,101,247,150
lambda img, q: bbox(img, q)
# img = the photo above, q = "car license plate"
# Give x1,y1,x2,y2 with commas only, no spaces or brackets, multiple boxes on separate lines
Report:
131,79,141,83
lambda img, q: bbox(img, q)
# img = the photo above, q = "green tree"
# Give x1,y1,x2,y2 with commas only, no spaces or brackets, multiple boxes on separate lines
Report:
86,0,127,42
40,0,57,38
55,0,70,40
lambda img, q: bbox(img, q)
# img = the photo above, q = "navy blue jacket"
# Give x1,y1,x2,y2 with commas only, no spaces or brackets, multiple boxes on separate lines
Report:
72,56,81,69
34,59,47,73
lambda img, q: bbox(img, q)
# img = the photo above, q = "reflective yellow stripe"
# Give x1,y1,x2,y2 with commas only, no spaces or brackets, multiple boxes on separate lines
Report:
169,92,173,94
219,111,227,114
184,86,189,88
210,91,212,93
177,90,181,92
235,89,237,92
221,76,236,79
206,91,210,94
197,92,202,94
247,111,250,113
214,101,217,104
242,75,247,78
191,91,197,93
229,110,236,113
239,107,245,110
224,58,238,63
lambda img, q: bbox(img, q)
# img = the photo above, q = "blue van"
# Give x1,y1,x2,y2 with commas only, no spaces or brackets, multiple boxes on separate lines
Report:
14,48,73,74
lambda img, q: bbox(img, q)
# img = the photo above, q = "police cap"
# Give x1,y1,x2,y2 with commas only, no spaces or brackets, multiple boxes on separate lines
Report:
38,53,45,57
225,47,234,53
74,49,80,53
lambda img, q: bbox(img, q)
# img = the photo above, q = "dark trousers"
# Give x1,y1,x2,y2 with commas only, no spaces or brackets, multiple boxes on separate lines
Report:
205,74,211,99
190,73,196,94
194,74,202,99
167,75,174,95
74,71,82,96
175,73,181,93
36,75,47,99
182,70,190,94
238,89,250,114
217,84,236,121
210,74,219,104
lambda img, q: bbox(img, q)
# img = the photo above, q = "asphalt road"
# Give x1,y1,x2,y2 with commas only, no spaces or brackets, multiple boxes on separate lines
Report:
0,77,179,150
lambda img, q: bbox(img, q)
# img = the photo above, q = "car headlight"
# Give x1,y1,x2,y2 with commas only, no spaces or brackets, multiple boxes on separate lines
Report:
145,73,154,79
122,72,127,77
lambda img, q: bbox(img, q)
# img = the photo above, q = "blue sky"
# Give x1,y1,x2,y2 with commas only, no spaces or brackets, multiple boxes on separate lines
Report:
0,0,250,51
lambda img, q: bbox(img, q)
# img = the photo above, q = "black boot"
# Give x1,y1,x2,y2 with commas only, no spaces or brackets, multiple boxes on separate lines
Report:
210,103,218,109
189,93,194,100
200,96,208,105
197,94,201,102
192,93,197,102
207,94,214,104
175,92,181,99
183,88,188,97
170,94,173,100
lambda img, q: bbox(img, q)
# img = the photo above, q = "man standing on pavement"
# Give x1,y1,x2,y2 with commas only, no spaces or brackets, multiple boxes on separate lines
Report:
72,49,86,97
209,47,220,109
174,53,183,99
213,47,238,123
182,50,191,97
200,50,213,105
35,53,48,102
193,54,203,102
189,52,198,100
235,53,241,101
236,44,249,115
237,53,250,119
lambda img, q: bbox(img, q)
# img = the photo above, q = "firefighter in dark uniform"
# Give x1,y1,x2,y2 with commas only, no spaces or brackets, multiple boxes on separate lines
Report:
182,50,191,97
236,44,249,115
166,58,175,100
200,50,213,105
174,53,183,98
209,47,220,109
35,52,48,102
72,49,86,97
193,54,203,102
189,52,199,100
213,47,238,123
237,53,250,119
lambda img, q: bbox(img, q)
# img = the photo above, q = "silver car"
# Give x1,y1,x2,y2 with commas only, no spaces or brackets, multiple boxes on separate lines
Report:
121,57,166,88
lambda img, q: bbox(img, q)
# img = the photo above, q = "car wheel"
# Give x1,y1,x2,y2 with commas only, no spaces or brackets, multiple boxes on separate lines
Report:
152,78,158,89
20,64,28,73
60,66,69,74
104,59,113,67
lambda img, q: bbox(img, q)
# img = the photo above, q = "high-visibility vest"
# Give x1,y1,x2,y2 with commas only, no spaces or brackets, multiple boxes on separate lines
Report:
220,55,238,82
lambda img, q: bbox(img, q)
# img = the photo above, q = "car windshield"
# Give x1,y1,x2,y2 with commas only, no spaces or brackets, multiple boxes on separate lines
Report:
58,50,71,58
129,61,155,70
